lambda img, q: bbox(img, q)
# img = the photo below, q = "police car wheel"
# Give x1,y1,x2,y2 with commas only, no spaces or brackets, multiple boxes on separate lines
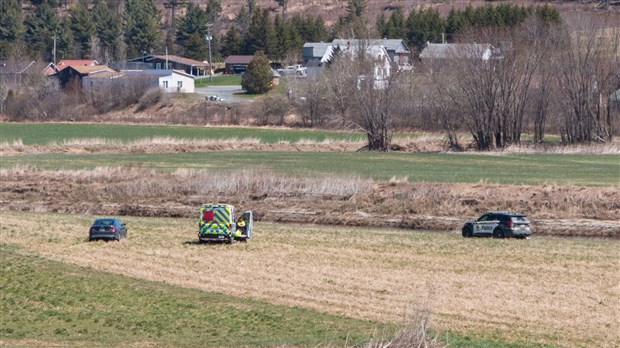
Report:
462,227,473,238
493,228,505,239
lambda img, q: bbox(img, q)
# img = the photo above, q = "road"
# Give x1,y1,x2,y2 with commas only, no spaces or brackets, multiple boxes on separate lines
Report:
194,85,251,103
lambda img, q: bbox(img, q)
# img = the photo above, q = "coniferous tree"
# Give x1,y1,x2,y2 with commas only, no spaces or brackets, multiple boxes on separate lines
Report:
220,26,243,57
385,7,405,39
25,2,59,60
241,50,272,94
376,12,387,38
243,8,274,55
184,31,208,61
93,0,123,61
176,3,206,57
56,18,74,61
236,5,251,39
0,0,24,59
124,0,161,58
69,1,95,58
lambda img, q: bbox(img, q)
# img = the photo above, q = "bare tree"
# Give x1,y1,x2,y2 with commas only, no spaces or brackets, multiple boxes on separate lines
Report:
295,73,329,127
433,22,548,150
556,13,620,143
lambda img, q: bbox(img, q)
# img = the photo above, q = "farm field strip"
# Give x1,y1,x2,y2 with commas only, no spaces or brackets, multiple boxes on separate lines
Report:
1,211,618,348
0,123,369,145
1,150,618,186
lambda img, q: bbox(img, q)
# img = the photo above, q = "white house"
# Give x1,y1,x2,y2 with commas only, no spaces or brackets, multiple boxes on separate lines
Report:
336,40,392,90
121,69,195,93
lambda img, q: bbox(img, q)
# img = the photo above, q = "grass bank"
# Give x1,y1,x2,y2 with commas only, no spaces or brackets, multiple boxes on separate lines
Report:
1,151,618,186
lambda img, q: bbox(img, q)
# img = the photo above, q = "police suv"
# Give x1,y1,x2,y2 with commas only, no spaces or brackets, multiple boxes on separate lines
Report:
462,211,532,239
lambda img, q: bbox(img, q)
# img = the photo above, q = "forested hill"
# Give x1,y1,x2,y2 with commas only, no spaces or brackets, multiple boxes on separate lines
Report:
2,0,617,64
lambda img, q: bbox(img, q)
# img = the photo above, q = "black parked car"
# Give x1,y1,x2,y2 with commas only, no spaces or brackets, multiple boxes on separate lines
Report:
89,218,127,241
462,211,532,239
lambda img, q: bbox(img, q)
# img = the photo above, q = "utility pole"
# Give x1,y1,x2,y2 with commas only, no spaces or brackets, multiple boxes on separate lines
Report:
52,33,57,65
206,23,213,82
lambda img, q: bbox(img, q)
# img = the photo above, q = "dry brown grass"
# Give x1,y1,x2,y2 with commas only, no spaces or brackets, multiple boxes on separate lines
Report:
1,167,618,238
1,211,618,347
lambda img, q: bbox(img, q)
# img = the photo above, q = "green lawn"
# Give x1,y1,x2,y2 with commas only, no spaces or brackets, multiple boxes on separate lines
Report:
195,74,241,87
0,123,367,145
2,151,618,186
0,244,388,347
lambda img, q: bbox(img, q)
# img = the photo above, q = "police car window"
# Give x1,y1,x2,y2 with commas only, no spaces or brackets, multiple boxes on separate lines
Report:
478,215,489,221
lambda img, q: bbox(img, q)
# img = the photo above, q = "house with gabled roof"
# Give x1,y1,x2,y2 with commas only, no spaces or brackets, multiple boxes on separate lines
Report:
223,55,254,74
332,39,410,66
302,42,335,66
55,65,117,91
121,69,195,93
125,54,209,77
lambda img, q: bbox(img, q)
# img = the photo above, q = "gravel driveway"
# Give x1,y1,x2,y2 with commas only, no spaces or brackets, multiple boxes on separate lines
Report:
195,85,251,103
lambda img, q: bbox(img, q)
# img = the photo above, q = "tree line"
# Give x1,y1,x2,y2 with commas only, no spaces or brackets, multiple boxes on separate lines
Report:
1,0,560,64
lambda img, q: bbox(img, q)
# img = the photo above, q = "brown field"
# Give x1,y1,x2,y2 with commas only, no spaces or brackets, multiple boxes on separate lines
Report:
1,166,618,239
1,210,618,347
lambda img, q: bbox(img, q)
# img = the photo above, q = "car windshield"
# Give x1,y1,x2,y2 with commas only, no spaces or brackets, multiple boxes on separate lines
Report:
93,219,115,226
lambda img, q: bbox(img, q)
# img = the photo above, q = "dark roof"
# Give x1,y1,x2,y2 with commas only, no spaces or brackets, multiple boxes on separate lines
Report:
224,55,254,64
126,54,208,67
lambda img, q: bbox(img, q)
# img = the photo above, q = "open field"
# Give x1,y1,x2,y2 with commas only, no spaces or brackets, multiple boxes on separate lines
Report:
1,150,618,186
0,245,388,347
0,123,368,145
1,211,618,347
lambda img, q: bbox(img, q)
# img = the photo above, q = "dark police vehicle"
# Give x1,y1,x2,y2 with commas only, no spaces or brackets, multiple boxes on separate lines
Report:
462,211,532,239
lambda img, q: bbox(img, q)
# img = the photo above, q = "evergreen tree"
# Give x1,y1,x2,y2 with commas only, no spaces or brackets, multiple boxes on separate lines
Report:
124,0,162,58
236,5,251,39
243,8,274,55
376,12,387,38
25,2,59,60
406,8,445,50
241,50,272,94
346,0,367,22
446,8,466,41
0,0,24,42
69,0,95,58
176,3,206,57
385,7,405,39
56,18,74,61
184,31,208,61
0,0,24,59
205,0,222,25
93,0,123,61
220,26,243,57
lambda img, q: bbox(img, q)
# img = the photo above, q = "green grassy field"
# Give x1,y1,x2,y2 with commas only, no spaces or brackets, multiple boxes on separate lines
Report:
0,123,367,145
2,151,618,186
0,245,388,347
195,74,242,87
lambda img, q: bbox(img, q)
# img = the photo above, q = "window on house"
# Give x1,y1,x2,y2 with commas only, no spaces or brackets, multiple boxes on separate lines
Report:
163,81,168,88
177,81,183,88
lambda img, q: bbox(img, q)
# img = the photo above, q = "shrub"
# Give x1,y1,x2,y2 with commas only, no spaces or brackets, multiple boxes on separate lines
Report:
137,87,163,112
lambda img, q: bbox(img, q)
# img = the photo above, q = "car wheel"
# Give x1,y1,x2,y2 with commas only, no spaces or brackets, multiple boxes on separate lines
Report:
493,228,505,239
462,227,473,238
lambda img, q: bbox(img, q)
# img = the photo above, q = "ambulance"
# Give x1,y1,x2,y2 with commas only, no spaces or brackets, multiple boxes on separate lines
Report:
198,204,253,243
